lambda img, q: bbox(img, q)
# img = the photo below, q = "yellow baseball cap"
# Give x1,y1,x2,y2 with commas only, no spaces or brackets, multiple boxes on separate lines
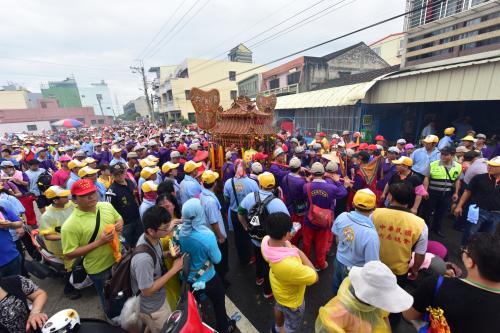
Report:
84,157,96,164
141,180,158,193
139,158,156,168
444,127,455,135
487,156,500,167
461,135,475,142
201,170,219,184
140,166,159,179
111,146,122,154
422,135,439,144
258,172,275,189
68,160,87,170
353,189,376,210
146,155,159,163
392,156,413,167
44,186,71,199
161,162,179,174
78,166,99,178
184,160,202,173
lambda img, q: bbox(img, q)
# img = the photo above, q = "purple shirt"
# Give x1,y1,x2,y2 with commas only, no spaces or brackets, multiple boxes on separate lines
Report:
303,179,347,229
269,164,289,187
376,159,397,191
100,150,113,165
159,148,170,166
222,162,235,185
38,158,57,172
281,173,306,214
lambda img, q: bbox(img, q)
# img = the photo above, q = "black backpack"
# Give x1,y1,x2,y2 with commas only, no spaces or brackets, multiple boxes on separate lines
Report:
247,192,275,241
37,171,52,193
103,243,157,318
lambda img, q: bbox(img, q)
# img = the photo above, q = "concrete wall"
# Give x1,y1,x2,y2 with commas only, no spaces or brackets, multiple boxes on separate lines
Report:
134,96,150,118
0,121,52,135
325,44,389,81
79,81,115,117
0,90,30,109
0,107,112,127
370,34,404,66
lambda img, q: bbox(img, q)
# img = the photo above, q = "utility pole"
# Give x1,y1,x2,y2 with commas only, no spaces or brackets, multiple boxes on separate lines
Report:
130,60,154,122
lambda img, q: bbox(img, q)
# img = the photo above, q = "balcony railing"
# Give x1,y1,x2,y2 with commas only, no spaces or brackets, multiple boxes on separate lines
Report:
262,83,299,96
406,0,490,30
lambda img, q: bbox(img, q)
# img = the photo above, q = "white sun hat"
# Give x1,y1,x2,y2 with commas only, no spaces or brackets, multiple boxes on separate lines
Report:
349,261,413,313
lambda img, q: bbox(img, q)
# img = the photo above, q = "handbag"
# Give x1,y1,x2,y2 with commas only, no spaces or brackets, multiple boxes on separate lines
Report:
306,183,333,229
71,210,101,284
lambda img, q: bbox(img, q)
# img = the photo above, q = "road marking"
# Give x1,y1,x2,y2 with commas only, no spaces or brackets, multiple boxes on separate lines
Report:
225,295,259,333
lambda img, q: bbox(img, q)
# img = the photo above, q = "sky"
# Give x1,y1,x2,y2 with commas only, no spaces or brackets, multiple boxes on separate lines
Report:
0,0,406,113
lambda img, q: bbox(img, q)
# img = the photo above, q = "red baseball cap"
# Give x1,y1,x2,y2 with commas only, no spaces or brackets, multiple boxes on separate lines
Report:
367,144,378,151
253,152,268,161
359,143,369,150
319,132,326,137
375,135,385,141
71,179,97,196
177,145,187,154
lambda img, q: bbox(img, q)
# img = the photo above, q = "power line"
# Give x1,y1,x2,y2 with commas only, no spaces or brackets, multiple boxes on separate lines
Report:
188,0,302,66
136,0,186,60
142,0,204,59
146,0,212,60
172,0,444,97
249,0,358,50
182,0,357,79
187,0,332,74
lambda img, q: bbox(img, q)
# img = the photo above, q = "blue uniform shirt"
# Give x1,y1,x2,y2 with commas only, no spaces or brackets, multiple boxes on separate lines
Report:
437,136,453,150
200,189,226,239
179,175,202,205
0,206,21,267
411,147,440,177
223,177,259,213
66,172,80,191
81,142,94,156
332,211,380,268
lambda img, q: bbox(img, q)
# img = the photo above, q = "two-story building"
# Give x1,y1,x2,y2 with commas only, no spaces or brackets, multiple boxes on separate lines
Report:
259,42,389,97
150,44,267,122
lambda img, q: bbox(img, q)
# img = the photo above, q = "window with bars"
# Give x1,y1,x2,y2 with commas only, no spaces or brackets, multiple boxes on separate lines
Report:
287,71,301,85
230,90,237,100
269,78,280,89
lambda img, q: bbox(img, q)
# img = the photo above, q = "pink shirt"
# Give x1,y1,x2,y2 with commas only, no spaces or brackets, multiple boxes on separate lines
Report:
51,169,70,187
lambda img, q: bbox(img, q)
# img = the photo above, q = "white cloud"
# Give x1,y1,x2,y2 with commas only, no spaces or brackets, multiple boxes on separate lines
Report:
0,0,405,108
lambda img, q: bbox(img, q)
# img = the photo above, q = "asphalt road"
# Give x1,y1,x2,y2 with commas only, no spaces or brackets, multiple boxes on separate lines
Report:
32,211,465,333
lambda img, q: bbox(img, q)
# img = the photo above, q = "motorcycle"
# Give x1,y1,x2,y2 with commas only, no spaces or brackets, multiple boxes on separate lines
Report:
162,254,217,333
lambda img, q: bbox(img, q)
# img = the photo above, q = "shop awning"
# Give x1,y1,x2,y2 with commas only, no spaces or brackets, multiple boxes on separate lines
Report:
275,81,378,109
365,56,500,104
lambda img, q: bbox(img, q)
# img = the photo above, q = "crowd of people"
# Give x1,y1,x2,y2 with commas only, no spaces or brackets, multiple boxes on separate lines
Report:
0,122,499,333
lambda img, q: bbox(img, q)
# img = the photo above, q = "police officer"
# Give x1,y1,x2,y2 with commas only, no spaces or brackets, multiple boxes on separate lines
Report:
422,146,462,237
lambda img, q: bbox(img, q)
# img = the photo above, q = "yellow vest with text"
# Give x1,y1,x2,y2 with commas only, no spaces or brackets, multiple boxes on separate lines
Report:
428,160,462,193
373,208,425,275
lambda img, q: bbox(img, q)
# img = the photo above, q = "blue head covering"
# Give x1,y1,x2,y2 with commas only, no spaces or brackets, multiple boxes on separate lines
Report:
179,198,211,237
